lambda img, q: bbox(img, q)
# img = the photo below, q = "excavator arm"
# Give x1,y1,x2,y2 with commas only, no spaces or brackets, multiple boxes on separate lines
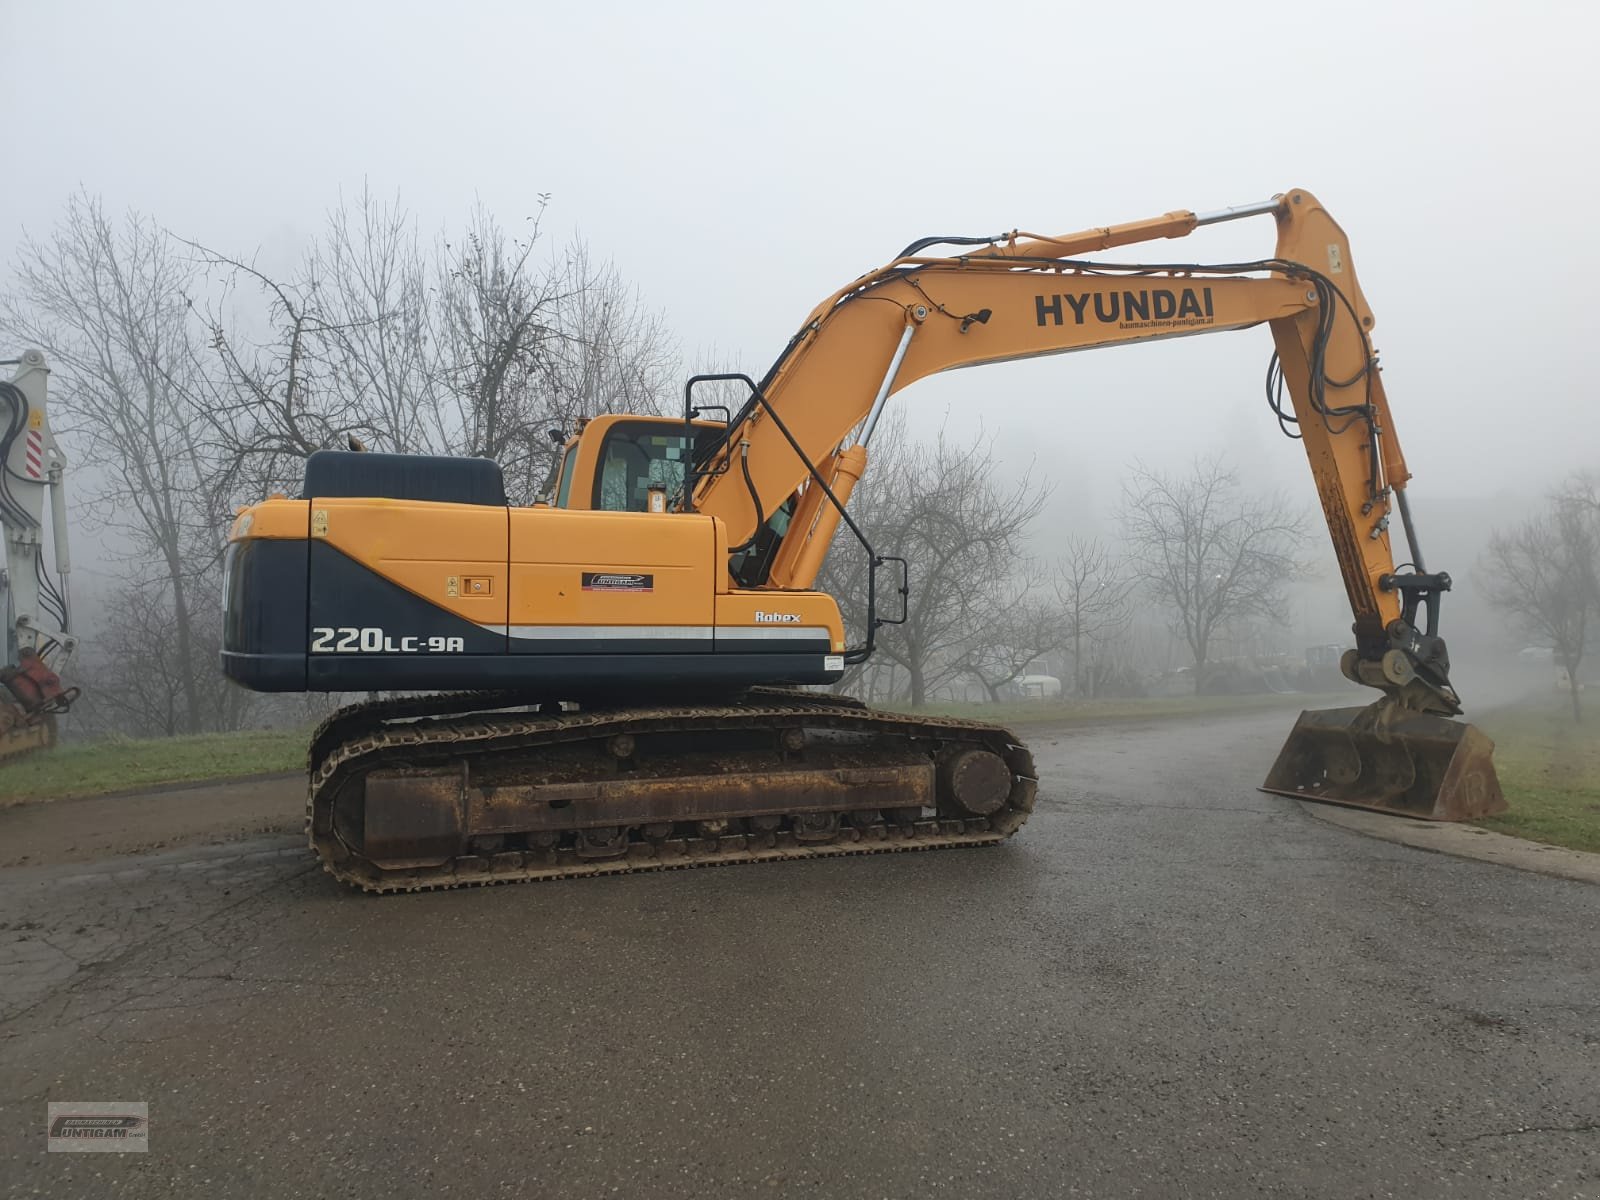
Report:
687,188,1455,716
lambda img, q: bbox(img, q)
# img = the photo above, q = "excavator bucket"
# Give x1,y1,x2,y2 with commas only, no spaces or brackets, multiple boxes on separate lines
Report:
1260,701,1505,821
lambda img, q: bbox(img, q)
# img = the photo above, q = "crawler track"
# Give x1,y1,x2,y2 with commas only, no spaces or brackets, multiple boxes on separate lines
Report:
308,689,1037,893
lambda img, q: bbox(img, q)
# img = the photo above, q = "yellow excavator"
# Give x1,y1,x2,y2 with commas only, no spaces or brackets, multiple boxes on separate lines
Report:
221,187,1504,892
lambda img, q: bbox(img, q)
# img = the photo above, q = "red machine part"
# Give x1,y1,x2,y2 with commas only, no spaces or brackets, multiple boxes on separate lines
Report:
1,647,76,716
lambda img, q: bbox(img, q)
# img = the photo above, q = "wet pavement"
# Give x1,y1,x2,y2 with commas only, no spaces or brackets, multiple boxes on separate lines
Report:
2,709,1596,1198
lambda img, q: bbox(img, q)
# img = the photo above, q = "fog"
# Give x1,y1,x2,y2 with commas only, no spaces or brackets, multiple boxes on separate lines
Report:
8,1,1592,479
3,0,1594,721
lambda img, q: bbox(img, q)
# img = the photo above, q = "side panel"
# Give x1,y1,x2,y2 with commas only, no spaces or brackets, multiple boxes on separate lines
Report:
715,590,841,656
305,541,505,659
507,509,716,654
310,498,508,654
222,495,845,692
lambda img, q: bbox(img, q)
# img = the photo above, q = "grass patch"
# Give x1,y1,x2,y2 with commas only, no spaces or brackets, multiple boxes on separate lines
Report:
898,689,1361,727
0,727,306,807
1474,698,1600,854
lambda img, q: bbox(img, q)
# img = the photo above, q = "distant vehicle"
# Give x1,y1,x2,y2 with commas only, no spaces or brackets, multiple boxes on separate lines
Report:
1305,644,1346,670
1016,675,1062,700
1512,647,1581,691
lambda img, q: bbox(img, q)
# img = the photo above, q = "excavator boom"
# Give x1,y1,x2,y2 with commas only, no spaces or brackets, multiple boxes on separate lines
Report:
221,187,1503,892
678,189,1499,818
696,192,1407,656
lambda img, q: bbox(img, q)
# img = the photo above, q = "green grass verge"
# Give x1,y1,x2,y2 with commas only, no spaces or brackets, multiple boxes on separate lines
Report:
1474,699,1600,854
0,728,307,807
900,690,1360,727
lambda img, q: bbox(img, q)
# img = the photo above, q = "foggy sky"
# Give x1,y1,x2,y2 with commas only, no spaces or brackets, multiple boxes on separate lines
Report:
4,0,1594,542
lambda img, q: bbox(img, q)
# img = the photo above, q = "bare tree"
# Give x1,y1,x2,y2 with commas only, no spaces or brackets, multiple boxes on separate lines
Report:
539,242,676,427
1119,456,1306,694
1054,536,1132,697
951,572,1064,702
427,202,573,498
1560,473,1600,616
184,238,367,501
194,192,675,508
187,189,453,501
68,577,251,737
0,189,680,740
822,416,1049,706
1481,488,1597,722
1,192,231,734
317,188,445,456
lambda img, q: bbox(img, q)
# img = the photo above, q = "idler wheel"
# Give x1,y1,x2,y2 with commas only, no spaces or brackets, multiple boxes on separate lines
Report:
940,748,1011,817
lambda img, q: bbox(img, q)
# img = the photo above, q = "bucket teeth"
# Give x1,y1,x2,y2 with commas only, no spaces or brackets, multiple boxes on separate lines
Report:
1260,701,1506,821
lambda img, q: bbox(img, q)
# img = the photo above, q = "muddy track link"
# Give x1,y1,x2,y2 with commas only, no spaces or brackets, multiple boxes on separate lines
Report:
308,689,1037,893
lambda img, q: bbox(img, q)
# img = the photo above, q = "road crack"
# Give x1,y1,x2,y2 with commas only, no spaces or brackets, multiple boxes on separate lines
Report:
1456,1121,1600,1144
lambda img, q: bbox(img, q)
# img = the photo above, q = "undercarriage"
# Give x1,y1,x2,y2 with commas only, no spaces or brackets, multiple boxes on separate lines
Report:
308,688,1037,893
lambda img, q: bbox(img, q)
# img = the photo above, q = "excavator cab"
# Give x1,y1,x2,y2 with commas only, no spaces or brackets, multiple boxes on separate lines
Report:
544,415,727,513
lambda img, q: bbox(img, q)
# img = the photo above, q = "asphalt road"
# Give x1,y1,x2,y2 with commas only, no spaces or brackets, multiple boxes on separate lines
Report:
2,710,1596,1198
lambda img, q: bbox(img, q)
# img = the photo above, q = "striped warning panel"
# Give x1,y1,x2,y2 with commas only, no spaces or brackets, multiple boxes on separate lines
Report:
23,430,41,479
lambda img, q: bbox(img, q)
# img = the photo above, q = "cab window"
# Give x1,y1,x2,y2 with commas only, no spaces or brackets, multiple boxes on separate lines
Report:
554,446,578,508
591,422,721,512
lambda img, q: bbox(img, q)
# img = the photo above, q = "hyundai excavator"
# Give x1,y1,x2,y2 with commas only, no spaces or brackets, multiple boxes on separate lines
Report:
0,351,76,760
221,187,1505,893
